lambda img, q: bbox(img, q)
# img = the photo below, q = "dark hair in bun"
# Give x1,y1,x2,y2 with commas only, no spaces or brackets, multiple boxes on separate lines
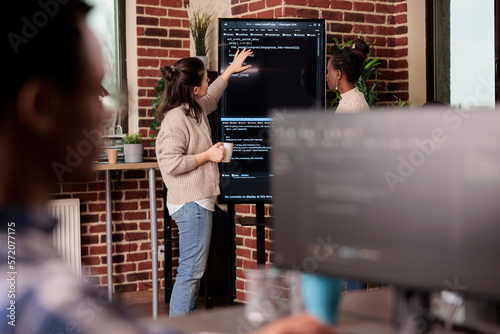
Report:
157,57,206,122
331,38,370,84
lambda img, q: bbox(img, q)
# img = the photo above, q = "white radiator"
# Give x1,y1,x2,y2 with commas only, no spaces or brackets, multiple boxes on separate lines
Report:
48,198,82,277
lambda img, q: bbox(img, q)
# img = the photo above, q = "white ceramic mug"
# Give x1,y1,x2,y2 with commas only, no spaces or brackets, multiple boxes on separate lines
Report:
221,143,233,163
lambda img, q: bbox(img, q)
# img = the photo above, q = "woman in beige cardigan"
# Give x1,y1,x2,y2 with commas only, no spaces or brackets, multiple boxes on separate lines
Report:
155,49,252,316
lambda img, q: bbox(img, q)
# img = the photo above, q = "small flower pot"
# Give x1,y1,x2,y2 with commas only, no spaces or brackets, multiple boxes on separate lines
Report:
196,56,208,68
123,143,144,163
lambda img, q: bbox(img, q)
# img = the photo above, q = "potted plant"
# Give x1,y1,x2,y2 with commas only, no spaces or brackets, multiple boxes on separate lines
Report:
188,7,213,67
123,133,144,163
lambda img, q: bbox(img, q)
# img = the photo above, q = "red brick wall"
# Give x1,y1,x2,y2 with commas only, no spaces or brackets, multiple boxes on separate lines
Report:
51,170,165,293
136,0,192,291
136,0,191,155
233,204,273,302
230,0,409,301
51,0,409,298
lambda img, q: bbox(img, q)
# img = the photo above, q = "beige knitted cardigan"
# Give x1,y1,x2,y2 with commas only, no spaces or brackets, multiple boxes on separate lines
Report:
156,77,228,204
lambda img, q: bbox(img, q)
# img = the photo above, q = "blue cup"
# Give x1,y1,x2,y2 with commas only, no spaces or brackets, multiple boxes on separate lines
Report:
301,273,344,324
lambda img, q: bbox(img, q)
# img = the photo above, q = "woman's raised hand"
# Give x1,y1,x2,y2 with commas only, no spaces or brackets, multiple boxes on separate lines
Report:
221,48,253,81
230,48,253,73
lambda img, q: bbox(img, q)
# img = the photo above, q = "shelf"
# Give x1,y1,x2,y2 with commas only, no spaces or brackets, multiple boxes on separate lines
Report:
93,161,159,171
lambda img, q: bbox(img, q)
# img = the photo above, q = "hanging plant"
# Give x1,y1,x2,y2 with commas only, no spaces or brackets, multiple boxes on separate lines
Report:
149,77,165,147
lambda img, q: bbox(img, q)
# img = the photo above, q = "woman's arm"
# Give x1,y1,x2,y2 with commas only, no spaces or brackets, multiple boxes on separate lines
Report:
199,77,228,115
194,143,225,166
156,123,197,176
156,113,225,174
199,48,253,115
157,131,225,174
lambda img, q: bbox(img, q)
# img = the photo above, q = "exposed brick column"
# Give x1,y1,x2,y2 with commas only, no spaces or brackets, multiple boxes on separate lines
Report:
136,0,191,155
135,0,193,290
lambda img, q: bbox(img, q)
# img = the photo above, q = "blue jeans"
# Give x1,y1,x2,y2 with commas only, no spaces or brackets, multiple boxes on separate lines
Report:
346,280,367,292
169,202,212,316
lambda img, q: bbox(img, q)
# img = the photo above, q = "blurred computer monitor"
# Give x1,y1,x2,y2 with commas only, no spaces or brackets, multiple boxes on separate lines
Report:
272,109,500,300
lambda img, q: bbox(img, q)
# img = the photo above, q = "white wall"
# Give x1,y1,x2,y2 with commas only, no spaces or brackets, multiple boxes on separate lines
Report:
188,0,232,70
407,0,427,107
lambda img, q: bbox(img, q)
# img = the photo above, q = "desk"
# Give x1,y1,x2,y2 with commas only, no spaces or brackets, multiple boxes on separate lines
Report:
144,289,392,334
93,162,160,319
144,288,474,334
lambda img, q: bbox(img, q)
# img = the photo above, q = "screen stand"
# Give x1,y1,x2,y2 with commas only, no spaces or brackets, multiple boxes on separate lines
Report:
256,203,266,265
394,289,432,334
228,204,236,301
238,203,271,266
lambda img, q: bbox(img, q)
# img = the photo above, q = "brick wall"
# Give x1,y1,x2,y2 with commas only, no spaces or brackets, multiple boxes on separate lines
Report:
233,204,273,302
136,0,191,156
51,170,165,293
136,0,192,291
230,0,409,301
51,0,409,298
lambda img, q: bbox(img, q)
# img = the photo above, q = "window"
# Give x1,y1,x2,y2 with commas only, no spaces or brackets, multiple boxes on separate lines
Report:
86,0,128,132
426,0,500,108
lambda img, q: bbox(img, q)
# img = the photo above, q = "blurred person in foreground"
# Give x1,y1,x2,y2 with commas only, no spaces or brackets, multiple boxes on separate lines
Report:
0,1,334,334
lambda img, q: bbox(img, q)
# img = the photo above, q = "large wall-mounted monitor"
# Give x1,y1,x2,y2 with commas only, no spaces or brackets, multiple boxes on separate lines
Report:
218,18,326,203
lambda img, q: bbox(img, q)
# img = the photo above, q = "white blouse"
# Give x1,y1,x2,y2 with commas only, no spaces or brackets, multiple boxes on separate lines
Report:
336,87,369,114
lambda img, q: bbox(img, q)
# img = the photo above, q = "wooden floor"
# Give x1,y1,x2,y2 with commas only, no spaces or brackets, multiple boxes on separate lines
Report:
121,300,207,319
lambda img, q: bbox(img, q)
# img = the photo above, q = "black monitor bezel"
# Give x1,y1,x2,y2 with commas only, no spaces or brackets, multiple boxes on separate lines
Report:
217,18,327,204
